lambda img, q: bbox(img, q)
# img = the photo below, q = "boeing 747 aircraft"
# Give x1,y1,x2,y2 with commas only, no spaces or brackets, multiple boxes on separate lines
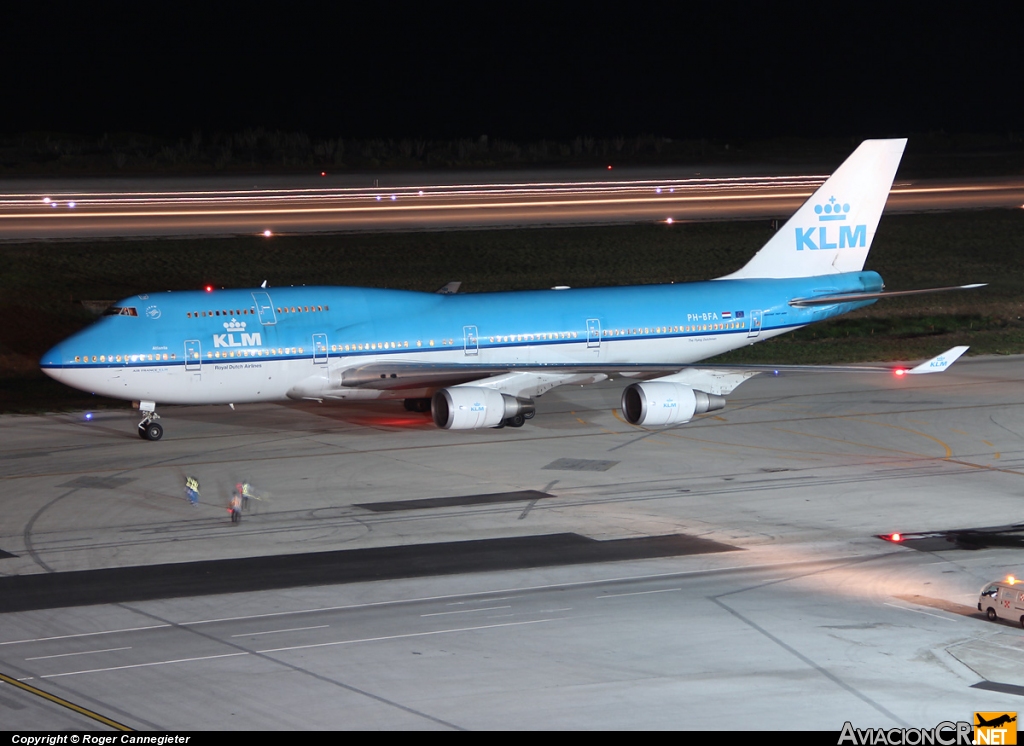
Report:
41,139,978,440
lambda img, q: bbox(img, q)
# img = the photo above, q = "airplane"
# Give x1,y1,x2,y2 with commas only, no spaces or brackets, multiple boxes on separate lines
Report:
40,138,981,441
976,714,1017,729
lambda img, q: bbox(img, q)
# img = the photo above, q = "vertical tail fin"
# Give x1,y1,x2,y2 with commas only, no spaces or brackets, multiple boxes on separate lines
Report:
719,138,907,280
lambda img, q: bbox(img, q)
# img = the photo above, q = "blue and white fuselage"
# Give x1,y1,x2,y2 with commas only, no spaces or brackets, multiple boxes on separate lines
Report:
40,139,973,439
40,273,881,404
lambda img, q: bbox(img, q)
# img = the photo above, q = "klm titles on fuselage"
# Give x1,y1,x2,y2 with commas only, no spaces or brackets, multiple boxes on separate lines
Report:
213,332,262,348
796,197,866,251
213,319,262,348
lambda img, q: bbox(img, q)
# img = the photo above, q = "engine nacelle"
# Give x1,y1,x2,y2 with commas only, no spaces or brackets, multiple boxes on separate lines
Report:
621,382,726,426
432,387,534,429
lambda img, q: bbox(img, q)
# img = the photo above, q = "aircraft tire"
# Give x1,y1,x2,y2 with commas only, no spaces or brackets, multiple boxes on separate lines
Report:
987,607,997,621
524,410,535,419
507,414,525,428
143,423,164,441
1020,615,1024,629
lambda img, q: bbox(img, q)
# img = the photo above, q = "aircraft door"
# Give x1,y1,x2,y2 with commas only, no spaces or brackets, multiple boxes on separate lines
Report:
747,310,763,338
251,292,277,325
185,339,202,370
463,325,479,356
586,318,601,349
313,333,328,365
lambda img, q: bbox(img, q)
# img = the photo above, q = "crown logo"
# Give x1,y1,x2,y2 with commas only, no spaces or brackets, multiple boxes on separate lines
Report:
224,318,247,331
814,196,850,221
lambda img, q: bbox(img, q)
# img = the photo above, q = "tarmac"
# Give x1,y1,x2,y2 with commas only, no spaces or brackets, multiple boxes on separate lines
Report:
2,355,1024,729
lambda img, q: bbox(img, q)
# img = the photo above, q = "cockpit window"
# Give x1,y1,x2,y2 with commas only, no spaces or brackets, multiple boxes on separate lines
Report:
103,306,138,317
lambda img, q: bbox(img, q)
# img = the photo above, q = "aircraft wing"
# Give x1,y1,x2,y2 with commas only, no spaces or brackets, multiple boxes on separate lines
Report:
685,345,970,376
337,346,970,396
340,363,512,390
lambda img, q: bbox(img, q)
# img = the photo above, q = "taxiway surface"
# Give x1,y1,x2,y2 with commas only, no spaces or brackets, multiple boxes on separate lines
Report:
2,356,1024,729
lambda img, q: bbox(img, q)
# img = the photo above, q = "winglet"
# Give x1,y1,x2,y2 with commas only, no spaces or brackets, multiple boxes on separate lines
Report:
907,346,969,374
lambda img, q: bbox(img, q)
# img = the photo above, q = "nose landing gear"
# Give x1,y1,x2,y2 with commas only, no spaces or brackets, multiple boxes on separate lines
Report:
135,401,163,440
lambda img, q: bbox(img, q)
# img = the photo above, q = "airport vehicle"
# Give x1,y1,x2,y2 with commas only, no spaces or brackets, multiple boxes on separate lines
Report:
978,577,1024,627
40,139,978,440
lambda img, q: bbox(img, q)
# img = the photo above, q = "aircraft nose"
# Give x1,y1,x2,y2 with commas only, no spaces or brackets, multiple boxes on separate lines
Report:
40,343,65,381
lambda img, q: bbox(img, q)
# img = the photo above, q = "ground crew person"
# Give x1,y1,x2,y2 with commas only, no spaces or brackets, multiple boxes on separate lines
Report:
241,481,255,510
185,475,200,506
229,489,242,523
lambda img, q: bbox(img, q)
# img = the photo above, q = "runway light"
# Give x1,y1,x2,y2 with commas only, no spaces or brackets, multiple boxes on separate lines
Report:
68,201,76,208
607,165,613,170
84,412,93,421
205,285,213,292
321,171,326,177
263,229,272,237
665,217,673,224
42,197,50,203
375,195,382,201
656,187,662,194
51,202,58,208
391,195,396,201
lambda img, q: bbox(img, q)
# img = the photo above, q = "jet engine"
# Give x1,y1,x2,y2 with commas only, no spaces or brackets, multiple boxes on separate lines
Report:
432,387,535,429
620,382,726,426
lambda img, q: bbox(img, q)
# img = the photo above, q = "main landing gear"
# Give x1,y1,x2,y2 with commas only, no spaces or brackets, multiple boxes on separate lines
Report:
403,398,432,413
136,401,163,441
493,408,535,429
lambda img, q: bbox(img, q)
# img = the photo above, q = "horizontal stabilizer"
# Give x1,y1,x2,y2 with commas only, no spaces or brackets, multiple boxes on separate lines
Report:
789,284,986,307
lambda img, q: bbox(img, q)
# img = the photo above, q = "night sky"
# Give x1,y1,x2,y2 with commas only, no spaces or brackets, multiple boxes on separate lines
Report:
5,6,1021,141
